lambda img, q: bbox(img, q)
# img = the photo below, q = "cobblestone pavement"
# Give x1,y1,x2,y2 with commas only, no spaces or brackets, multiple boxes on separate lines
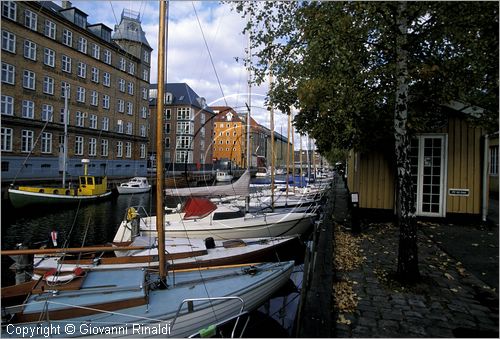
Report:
334,223,499,338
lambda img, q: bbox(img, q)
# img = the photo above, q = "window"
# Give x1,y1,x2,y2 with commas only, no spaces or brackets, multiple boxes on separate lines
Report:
140,144,146,158
75,111,85,127
61,82,70,99
177,121,194,134
44,48,55,67
128,62,135,75
74,12,86,29
41,104,53,121
61,55,72,73
1,95,14,115
91,67,99,83
2,1,16,21
491,145,499,176
127,82,134,95
142,87,148,100
75,136,84,155
44,20,56,39
90,91,98,106
117,99,124,113
59,108,68,124
126,122,133,135
23,40,36,60
165,123,170,134
77,62,86,78
176,136,193,149
89,114,97,129
76,87,85,103
118,78,125,92
116,141,123,157
43,76,54,95
23,70,35,89
2,30,15,53
41,132,52,154
101,139,108,156
142,69,149,81
141,106,147,119
103,72,110,87
125,142,132,158
102,95,109,109
116,120,124,133
119,57,126,71
126,102,133,115
143,50,150,63
91,44,100,59
103,50,111,64
1,62,15,84
62,29,72,47
77,36,87,53
24,9,37,31
165,137,170,148
1,127,13,151
21,129,34,153
88,138,96,156
176,150,193,164
101,117,109,131
140,124,146,137
177,107,192,120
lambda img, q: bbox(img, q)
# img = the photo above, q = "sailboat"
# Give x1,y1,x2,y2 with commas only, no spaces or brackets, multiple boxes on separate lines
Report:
1,3,295,336
7,86,111,208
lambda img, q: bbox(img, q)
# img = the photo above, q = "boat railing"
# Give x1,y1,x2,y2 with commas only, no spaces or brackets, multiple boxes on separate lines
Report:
188,310,251,338
172,296,246,338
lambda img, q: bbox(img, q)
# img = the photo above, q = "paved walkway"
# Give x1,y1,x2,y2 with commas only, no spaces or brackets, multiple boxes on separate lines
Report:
333,184,499,337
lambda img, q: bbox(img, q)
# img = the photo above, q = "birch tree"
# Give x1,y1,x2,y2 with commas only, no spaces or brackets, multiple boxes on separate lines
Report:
233,1,498,281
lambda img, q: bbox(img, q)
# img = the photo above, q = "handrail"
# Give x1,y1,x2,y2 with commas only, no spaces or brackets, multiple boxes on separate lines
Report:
171,296,245,337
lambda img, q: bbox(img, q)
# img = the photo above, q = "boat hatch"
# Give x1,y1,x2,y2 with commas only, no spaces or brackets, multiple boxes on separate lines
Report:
212,211,245,220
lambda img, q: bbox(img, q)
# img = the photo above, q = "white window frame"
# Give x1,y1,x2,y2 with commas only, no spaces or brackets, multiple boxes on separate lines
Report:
126,102,133,115
102,117,109,131
101,139,109,156
62,28,72,47
140,144,146,159
125,142,132,158
41,104,53,122
23,40,37,60
88,137,97,156
91,44,100,59
77,36,87,53
75,136,84,155
91,67,99,83
90,91,98,106
119,57,126,71
89,114,97,129
23,70,36,90
118,78,125,92
2,30,15,53
75,111,85,127
126,122,133,135
1,95,14,115
44,19,56,39
116,141,123,157
117,99,124,113
61,81,70,99
2,1,16,21
41,132,52,154
140,124,146,137
103,72,110,87
127,82,134,95
44,48,55,67
177,107,192,120
76,87,86,103
128,62,135,75
103,50,111,64
141,106,147,119
21,129,34,153
1,62,15,84
102,95,110,110
61,55,72,73
24,9,37,31
77,62,86,78
1,127,13,151
43,76,54,95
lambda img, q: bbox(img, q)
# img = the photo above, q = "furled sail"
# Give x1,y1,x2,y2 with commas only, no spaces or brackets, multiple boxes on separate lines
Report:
165,170,250,197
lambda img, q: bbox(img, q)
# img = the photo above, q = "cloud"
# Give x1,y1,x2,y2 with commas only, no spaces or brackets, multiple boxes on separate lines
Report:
69,1,303,147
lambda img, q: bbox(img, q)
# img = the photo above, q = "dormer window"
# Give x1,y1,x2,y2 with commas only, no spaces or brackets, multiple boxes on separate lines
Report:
74,12,86,29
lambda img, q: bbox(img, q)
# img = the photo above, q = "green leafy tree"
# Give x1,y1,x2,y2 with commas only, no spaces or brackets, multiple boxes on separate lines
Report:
233,1,498,281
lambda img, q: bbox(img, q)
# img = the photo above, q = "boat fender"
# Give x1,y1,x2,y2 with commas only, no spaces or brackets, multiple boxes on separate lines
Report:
199,324,216,338
205,237,215,249
126,207,139,221
73,267,85,277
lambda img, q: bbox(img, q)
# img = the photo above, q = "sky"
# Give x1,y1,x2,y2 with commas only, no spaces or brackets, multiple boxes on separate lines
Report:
70,0,311,150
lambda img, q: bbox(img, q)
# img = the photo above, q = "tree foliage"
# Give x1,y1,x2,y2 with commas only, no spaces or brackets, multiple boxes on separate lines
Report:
232,1,498,154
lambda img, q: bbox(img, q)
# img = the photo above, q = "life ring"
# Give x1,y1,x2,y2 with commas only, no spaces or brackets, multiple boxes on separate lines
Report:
126,207,139,221
43,267,85,284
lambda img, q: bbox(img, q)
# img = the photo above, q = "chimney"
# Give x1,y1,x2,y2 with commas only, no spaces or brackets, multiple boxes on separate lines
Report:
61,1,72,9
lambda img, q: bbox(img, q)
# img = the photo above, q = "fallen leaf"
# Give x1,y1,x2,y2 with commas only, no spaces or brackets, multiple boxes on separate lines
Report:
450,288,458,293
444,273,455,280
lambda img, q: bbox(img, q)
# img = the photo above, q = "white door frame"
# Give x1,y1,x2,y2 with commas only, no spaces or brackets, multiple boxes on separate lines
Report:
413,134,448,217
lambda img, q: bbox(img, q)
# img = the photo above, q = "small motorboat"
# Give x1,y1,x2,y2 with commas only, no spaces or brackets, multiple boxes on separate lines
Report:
117,177,151,194
216,170,233,182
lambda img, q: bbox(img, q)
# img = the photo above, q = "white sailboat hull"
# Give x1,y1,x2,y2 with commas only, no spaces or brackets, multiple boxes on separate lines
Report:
3,262,294,338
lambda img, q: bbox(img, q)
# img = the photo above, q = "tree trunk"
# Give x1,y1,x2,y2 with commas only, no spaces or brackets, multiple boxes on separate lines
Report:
394,1,420,282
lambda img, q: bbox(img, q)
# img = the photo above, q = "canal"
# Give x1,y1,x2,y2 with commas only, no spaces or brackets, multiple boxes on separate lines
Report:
1,180,315,336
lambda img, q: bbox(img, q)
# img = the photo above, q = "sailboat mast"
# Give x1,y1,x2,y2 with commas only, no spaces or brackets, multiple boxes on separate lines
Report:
156,0,168,285
245,15,252,213
62,84,69,188
286,113,291,197
269,65,275,211
290,111,295,193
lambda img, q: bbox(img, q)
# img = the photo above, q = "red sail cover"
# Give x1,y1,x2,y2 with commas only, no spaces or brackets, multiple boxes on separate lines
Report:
183,197,217,220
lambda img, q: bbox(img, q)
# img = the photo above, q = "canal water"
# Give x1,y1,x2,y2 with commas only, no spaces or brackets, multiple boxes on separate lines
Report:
1,179,310,336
